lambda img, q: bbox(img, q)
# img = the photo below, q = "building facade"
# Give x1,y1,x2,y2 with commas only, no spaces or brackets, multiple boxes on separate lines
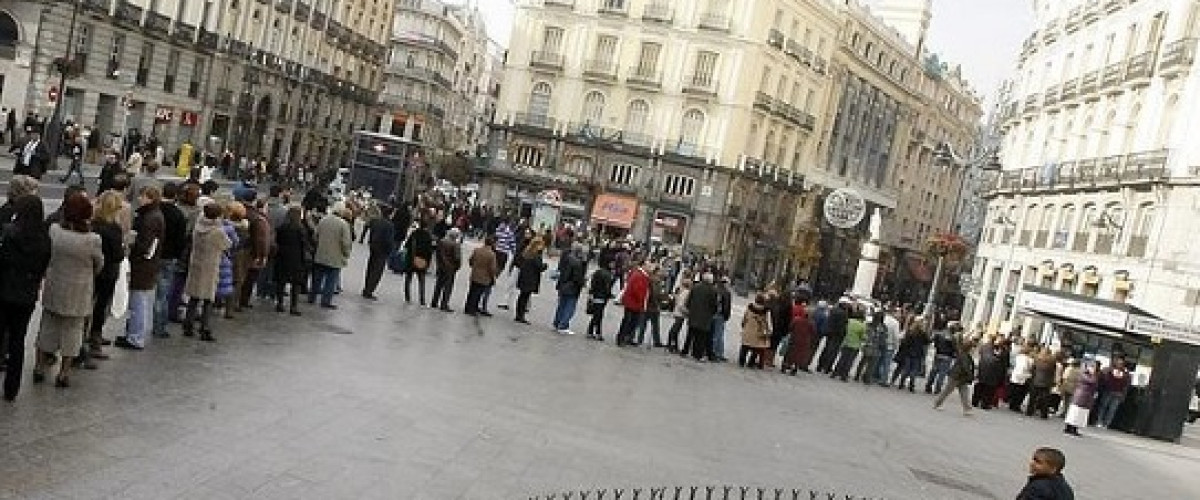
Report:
972,0,1200,339
378,0,493,158
3,0,389,168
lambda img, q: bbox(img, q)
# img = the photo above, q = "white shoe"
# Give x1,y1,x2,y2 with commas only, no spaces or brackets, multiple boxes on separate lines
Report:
557,329,576,336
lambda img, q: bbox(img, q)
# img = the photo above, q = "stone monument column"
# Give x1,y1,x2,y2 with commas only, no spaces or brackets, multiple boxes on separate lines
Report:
851,208,882,298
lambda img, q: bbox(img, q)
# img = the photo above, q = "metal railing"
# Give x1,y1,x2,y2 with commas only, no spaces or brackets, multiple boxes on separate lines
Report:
597,0,628,16
1061,77,1079,100
1159,38,1197,73
583,59,617,80
1101,61,1124,88
544,0,574,7
682,74,718,95
1124,51,1154,83
642,1,673,23
989,149,1171,194
513,112,556,130
626,66,662,87
531,50,565,69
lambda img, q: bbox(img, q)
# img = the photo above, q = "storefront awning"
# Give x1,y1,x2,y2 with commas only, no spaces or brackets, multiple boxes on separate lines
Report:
590,193,638,229
1018,285,1159,337
904,255,933,282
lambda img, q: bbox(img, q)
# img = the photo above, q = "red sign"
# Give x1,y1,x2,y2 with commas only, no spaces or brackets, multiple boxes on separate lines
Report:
48,86,59,102
180,111,199,127
154,106,175,123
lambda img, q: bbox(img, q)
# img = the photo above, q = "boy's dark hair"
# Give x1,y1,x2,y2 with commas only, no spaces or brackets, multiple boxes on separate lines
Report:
1035,447,1066,473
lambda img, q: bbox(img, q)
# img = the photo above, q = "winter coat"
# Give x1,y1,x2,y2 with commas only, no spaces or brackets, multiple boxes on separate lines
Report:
555,252,587,297
621,267,651,312
91,220,125,284
314,214,352,268
435,237,461,273
216,220,239,297
367,218,396,256
825,306,849,341
897,331,930,361
128,203,165,290
468,245,499,285
841,319,868,350
1016,473,1074,500
159,201,188,261
1030,357,1058,389
184,217,233,301
1071,370,1099,409
784,305,816,368
685,281,719,333
516,253,547,293
245,206,272,268
1010,353,1034,384
1057,365,1082,395
273,221,310,284
739,303,771,349
404,228,435,272
671,286,691,318
41,224,104,317
0,222,52,305
588,268,614,301
976,346,1009,385
949,341,978,385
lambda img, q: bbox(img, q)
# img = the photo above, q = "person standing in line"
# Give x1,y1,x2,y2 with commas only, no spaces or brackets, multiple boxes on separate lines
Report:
585,261,615,341
182,203,232,341
709,276,733,362
924,326,958,394
737,293,771,369
1016,448,1074,500
1063,360,1099,436
856,311,886,384
552,242,587,335
0,195,52,401
831,307,867,382
876,308,902,386
239,195,272,309
974,338,1009,409
513,238,547,324
0,176,41,370
1096,357,1132,428
1008,344,1036,412
33,193,103,387
361,205,395,300
816,299,850,374
116,186,165,351
634,265,668,347
933,335,977,416
492,220,517,309
404,220,434,306
272,206,309,315
615,257,650,346
1055,358,1082,418
781,298,816,375
681,272,719,361
664,276,692,353
430,227,462,312
893,316,930,392
84,191,126,363
464,235,498,316
766,288,792,368
1026,347,1060,419
309,207,352,309
151,183,187,336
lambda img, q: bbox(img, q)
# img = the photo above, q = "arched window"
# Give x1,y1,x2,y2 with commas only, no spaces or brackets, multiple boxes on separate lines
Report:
582,91,605,124
679,109,705,150
1057,204,1076,249
1122,104,1141,153
0,12,18,60
1078,203,1098,251
763,130,776,162
1039,205,1056,248
528,82,552,124
1129,202,1155,257
624,99,649,135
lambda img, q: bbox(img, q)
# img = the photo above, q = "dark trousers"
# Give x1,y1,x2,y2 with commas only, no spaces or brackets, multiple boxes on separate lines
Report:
1007,381,1030,411
856,354,878,383
1026,386,1053,417
636,311,661,345
89,274,118,346
972,382,998,409
363,250,387,296
515,290,533,320
666,316,686,348
831,347,859,379
616,309,642,345
168,270,187,321
817,335,845,373
239,268,261,307
405,270,427,304
1,301,37,400
587,304,606,338
275,279,301,312
683,326,711,360
464,282,487,314
430,270,456,308
184,298,213,334
739,345,765,368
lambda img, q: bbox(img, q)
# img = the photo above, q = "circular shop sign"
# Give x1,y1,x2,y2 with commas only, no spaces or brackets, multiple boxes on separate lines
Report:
823,188,867,229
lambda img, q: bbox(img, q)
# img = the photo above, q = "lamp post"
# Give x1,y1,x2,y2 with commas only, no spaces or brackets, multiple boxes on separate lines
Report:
923,142,1002,318
46,0,83,162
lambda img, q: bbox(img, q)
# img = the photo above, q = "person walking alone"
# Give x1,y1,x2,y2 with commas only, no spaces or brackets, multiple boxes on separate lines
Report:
933,335,977,417
361,205,395,300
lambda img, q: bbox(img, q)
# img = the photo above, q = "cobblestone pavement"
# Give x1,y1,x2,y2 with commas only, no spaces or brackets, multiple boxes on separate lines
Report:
1,240,1198,500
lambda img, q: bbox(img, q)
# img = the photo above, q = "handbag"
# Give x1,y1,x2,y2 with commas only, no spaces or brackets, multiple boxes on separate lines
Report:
110,258,130,318
412,256,428,270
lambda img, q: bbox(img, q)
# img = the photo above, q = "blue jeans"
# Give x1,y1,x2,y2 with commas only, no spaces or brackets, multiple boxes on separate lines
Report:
926,355,953,393
308,264,341,306
552,294,579,330
124,289,156,348
153,259,178,336
875,349,894,384
710,317,728,359
1097,392,1126,427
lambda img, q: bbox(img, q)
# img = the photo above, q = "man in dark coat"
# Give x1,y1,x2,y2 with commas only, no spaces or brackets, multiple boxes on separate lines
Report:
362,205,396,300
552,242,587,335
816,300,850,373
681,272,719,361
152,182,188,335
431,228,462,312
116,185,166,350
13,128,50,180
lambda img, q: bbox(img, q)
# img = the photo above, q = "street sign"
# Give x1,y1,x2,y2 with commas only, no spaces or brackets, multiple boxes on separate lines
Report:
154,106,175,123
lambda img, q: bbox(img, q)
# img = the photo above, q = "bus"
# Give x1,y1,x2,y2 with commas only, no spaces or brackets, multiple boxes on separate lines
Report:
348,131,426,203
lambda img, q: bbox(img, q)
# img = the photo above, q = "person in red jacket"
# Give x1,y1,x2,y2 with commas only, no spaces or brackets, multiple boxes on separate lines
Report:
615,257,650,346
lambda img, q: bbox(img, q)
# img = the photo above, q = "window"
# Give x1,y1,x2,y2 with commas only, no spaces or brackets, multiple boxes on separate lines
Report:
541,27,564,53
677,108,705,154
74,23,91,69
602,0,626,11
610,163,639,185
691,50,718,87
164,49,180,93
636,42,661,76
594,35,618,64
513,145,545,168
628,98,648,134
564,156,594,177
107,33,125,79
136,43,154,87
662,174,696,197
528,82,552,120
582,91,605,124
1055,205,1075,248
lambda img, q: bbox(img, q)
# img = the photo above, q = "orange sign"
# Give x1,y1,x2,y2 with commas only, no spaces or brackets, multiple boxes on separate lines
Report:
590,193,639,229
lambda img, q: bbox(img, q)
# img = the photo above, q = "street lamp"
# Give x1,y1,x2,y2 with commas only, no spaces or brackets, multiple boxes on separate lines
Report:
46,0,83,162
923,142,1002,318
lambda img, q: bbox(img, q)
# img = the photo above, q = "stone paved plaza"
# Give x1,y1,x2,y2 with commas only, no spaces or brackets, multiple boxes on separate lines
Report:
1,236,1199,500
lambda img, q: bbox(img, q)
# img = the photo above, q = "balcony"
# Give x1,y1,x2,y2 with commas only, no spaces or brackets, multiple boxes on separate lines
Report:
1081,70,1100,98
197,30,219,51
597,0,627,16
1064,6,1082,32
1083,0,1101,22
1060,77,1079,101
144,11,170,35
82,0,109,14
1071,233,1089,253
1159,38,1197,78
626,66,662,89
767,29,785,49
115,1,142,25
1101,61,1124,93
544,0,574,8
642,2,673,23
1022,93,1040,113
1104,0,1122,13
1043,84,1061,107
753,91,775,111
1124,51,1154,86
698,13,730,32
986,149,1172,196
682,75,718,96
513,112,556,131
172,23,197,43
583,59,617,81
530,50,564,70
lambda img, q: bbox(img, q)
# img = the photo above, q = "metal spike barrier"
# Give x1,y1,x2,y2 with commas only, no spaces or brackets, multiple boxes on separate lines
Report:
527,487,882,500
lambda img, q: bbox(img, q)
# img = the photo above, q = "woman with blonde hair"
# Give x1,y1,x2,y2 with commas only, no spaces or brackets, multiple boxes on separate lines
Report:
513,237,547,324
84,190,128,361
217,200,242,318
